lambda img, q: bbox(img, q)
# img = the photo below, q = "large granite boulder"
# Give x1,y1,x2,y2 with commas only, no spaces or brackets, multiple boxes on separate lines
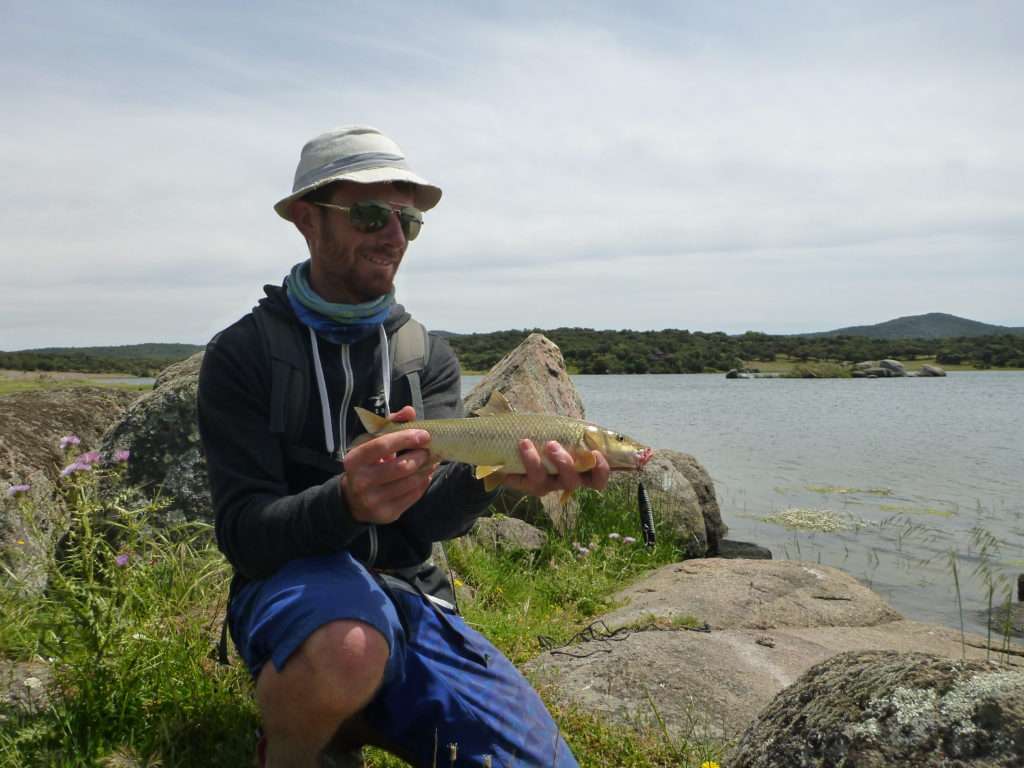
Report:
600,559,900,632
526,559,1021,742
463,333,584,419
464,334,585,530
730,650,1024,767
0,386,139,484
99,352,211,522
920,363,947,377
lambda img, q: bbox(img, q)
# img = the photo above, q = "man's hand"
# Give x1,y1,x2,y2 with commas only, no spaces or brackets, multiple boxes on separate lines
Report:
499,439,610,498
341,406,437,525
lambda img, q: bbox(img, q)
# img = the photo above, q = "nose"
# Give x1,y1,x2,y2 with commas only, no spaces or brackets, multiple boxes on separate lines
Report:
378,208,407,247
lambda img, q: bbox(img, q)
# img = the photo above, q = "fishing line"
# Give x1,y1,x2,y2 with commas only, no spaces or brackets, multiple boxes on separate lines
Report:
537,618,711,658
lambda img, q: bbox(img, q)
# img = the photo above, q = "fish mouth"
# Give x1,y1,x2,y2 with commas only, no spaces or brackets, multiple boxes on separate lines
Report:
636,448,654,469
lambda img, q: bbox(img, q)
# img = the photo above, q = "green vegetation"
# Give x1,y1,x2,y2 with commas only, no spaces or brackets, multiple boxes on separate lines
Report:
449,329,1024,375
0,344,202,377
0,459,722,766
6,329,1024,378
0,376,151,397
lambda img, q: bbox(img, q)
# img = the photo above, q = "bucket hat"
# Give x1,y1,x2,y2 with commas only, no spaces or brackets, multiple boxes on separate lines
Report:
274,125,442,221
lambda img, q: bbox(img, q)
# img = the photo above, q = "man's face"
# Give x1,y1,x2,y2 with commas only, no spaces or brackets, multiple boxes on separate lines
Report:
306,181,417,304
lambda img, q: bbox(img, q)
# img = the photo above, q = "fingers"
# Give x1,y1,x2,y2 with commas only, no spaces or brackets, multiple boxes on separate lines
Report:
348,427,430,466
500,441,609,497
342,423,435,524
389,405,417,423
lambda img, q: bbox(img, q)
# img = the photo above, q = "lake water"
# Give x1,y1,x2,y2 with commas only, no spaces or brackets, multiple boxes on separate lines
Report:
463,372,1024,636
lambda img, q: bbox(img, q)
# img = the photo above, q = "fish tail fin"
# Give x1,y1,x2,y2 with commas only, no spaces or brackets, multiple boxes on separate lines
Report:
354,406,390,435
559,489,574,506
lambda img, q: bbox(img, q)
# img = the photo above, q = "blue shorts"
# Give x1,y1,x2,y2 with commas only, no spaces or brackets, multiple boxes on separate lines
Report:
229,551,577,768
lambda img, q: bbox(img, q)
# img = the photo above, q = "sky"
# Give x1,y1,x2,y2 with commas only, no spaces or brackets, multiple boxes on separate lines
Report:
2,1,1022,349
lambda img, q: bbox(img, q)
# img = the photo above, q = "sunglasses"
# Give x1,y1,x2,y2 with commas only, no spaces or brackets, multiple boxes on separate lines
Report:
313,200,424,241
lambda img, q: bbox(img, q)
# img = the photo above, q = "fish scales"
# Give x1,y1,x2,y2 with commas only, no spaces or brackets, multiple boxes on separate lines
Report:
371,413,594,473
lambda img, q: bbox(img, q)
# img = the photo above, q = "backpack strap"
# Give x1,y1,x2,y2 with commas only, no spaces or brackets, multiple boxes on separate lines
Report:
390,319,430,417
252,304,308,443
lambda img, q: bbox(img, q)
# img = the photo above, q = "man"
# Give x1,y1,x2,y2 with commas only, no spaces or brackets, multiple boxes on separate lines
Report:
198,125,610,768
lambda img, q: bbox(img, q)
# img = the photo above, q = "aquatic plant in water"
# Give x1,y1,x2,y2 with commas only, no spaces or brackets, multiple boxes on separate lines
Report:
763,507,859,533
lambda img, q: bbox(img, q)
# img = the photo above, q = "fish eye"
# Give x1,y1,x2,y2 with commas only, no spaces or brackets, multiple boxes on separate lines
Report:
615,434,625,442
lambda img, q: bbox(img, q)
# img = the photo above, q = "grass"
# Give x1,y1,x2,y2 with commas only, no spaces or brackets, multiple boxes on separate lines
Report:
0,372,151,396
0,458,723,767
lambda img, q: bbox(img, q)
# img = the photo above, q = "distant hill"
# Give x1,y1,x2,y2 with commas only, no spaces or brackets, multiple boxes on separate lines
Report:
803,313,1024,340
8,343,204,359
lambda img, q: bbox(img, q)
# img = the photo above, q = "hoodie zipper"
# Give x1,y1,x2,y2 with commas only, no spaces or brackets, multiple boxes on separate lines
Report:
338,344,378,565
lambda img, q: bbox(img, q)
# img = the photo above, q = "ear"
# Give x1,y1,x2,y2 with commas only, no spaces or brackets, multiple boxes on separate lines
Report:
290,199,321,246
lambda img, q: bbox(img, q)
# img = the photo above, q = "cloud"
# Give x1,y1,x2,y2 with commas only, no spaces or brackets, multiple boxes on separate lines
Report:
1,1,1021,348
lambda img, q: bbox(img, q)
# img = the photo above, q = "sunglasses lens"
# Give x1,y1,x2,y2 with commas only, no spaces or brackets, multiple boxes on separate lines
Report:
349,202,391,233
348,201,423,240
400,208,423,241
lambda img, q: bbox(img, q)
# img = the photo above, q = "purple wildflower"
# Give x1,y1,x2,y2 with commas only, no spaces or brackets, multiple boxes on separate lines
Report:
577,547,590,557
60,461,91,477
78,451,101,466
115,553,130,567
114,449,130,463
7,484,31,497
59,435,81,450
622,536,637,545
608,532,621,541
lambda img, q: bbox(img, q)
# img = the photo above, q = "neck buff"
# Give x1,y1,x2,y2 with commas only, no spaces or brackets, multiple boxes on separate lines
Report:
286,260,395,345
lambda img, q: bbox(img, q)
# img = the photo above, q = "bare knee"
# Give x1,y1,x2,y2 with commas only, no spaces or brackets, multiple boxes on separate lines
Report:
257,619,389,737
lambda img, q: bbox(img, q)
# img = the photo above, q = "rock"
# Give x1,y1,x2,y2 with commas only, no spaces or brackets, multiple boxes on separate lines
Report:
609,450,708,558
464,516,547,553
526,559,1023,742
0,386,139,483
0,470,59,596
726,368,740,379
879,359,907,377
854,361,878,371
920,364,947,377
670,451,726,554
0,658,51,716
463,333,584,420
463,334,584,530
99,352,211,522
600,559,900,632
717,539,773,559
729,650,1024,767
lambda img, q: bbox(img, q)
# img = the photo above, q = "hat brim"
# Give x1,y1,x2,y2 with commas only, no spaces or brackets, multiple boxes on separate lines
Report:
274,167,442,221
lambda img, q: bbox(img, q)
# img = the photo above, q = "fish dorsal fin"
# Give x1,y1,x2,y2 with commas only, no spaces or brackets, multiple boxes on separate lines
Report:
355,406,390,435
473,389,515,417
474,464,505,480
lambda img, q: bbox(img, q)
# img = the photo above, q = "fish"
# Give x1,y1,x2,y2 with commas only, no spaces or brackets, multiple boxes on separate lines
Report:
354,390,653,497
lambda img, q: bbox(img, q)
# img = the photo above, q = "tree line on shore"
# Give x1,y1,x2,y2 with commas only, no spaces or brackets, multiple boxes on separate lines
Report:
2,332,1022,376
446,329,1024,374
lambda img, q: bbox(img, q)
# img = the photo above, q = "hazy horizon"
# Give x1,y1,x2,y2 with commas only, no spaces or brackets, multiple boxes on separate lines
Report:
3,2,1022,349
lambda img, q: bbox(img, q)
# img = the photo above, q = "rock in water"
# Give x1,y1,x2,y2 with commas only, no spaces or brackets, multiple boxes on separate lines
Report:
730,650,1024,767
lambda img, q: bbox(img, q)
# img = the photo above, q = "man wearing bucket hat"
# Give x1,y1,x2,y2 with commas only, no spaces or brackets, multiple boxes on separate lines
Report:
198,126,607,767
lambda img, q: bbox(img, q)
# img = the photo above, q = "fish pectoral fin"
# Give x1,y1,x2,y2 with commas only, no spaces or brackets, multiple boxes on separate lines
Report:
473,389,515,416
474,465,505,480
354,406,390,435
482,473,506,492
573,451,598,473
